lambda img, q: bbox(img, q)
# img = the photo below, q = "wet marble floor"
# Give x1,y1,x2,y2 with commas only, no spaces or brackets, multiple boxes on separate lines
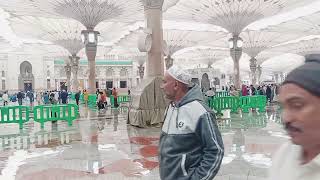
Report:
0,103,288,180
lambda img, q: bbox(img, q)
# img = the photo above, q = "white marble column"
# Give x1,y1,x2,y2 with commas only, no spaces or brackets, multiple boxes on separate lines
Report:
280,73,285,83
274,73,280,84
64,64,71,92
257,65,262,85
138,65,145,80
86,44,97,94
249,57,257,85
230,35,243,89
128,0,166,127
82,30,99,94
70,55,80,92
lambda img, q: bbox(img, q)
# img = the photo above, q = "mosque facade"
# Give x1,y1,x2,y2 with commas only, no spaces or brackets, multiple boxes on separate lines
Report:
0,53,140,92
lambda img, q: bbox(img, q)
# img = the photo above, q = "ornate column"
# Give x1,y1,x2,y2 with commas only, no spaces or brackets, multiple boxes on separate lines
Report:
280,73,285,83
128,0,166,128
229,35,243,89
86,43,97,93
229,75,234,85
165,55,174,70
257,65,262,84
82,30,99,94
64,64,71,92
274,73,280,83
138,65,145,80
70,55,80,92
249,57,257,85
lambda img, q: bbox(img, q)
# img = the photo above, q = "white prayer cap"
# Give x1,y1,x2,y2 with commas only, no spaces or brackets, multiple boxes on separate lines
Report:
166,65,192,85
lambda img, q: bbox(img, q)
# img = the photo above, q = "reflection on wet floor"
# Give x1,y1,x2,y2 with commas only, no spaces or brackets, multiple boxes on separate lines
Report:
216,104,287,180
0,104,289,180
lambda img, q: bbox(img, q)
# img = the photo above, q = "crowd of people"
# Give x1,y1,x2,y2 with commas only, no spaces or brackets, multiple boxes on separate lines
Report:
203,83,280,104
0,89,69,107
241,84,280,102
0,86,127,110
96,87,119,111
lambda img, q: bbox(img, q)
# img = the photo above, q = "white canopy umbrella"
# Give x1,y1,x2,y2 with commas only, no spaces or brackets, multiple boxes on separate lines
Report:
173,47,229,68
164,0,316,35
272,38,320,56
268,11,320,36
0,36,14,53
0,0,144,28
164,0,315,88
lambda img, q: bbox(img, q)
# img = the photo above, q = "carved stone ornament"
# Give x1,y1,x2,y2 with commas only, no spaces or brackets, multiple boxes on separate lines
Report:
249,58,257,73
138,65,145,79
65,65,71,73
142,0,164,10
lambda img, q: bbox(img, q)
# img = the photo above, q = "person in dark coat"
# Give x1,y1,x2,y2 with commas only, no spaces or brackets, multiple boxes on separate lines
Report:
17,91,24,105
266,85,272,102
75,90,81,106
60,90,68,104
26,91,34,107
112,87,118,107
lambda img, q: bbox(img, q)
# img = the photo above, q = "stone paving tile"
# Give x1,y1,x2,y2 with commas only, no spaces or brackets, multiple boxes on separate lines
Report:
0,104,287,180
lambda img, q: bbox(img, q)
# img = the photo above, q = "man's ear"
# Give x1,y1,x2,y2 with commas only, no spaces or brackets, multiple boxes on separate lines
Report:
173,81,179,90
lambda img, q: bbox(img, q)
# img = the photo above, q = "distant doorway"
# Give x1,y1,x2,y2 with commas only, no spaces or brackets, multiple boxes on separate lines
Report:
24,82,32,92
18,61,34,91
60,82,67,91
201,73,210,92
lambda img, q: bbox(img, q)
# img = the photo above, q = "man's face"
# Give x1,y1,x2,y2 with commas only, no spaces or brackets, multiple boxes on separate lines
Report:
279,84,320,147
160,73,177,101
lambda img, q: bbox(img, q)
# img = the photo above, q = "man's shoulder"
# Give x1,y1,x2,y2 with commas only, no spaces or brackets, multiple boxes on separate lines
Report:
181,101,212,119
272,141,299,164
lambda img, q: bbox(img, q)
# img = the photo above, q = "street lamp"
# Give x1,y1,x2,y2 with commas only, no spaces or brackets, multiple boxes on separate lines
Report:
229,37,243,49
237,39,243,48
81,30,100,45
250,58,257,85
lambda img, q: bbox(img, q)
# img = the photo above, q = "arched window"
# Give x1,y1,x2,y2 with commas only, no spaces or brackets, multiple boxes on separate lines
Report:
20,61,33,78
201,73,210,92
120,68,128,77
